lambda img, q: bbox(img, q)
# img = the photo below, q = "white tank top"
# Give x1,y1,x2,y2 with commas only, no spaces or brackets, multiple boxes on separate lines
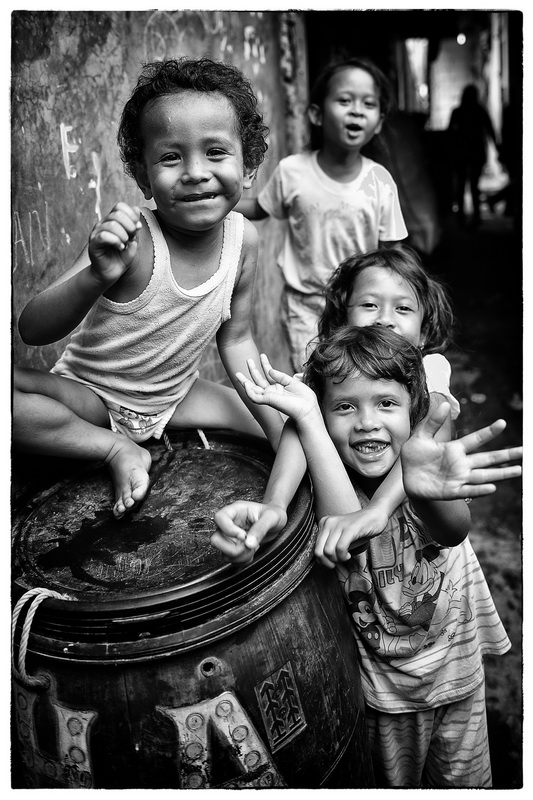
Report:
52,208,243,413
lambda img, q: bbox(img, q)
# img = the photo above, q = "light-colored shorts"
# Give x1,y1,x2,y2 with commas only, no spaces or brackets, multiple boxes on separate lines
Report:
280,287,326,373
50,363,198,444
107,400,180,442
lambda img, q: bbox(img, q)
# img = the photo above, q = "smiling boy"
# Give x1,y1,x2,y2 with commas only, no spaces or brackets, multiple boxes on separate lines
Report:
13,58,284,518
215,325,521,787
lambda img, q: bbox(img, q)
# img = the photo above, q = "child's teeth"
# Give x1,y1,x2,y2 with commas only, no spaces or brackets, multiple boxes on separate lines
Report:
355,442,387,453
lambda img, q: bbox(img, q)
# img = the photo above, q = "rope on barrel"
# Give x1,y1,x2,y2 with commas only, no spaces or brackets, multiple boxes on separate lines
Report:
11,587,74,688
197,428,211,450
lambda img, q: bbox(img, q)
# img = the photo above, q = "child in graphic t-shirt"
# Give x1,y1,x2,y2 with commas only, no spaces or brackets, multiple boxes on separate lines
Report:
226,325,521,787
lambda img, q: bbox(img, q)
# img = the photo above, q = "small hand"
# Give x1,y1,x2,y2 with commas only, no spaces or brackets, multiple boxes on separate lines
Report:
236,356,320,424
314,505,388,568
88,202,142,284
211,501,287,565
402,402,522,499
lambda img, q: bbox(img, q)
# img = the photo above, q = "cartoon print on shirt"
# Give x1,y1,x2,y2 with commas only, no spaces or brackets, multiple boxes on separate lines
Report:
348,589,384,651
432,576,473,628
399,542,473,632
399,542,445,629
341,511,473,658
347,584,426,657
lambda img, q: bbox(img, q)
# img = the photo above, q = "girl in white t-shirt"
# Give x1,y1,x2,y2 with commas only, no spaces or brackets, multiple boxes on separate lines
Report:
236,56,408,371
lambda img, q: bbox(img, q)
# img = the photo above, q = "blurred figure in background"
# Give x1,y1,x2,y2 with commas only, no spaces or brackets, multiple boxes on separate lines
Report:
448,84,497,228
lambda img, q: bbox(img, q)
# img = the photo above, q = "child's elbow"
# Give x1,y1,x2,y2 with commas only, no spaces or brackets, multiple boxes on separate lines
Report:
18,311,36,345
437,506,471,547
440,526,469,548
18,305,49,346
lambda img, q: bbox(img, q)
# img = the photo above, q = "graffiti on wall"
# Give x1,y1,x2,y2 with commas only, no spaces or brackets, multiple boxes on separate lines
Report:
12,204,51,273
12,9,290,371
13,11,272,275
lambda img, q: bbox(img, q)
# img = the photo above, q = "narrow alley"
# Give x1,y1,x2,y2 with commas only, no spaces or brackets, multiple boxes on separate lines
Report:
426,203,522,789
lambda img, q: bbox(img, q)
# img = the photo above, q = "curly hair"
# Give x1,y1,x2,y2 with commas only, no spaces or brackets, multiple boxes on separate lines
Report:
308,56,394,151
117,57,269,179
304,325,430,429
317,245,455,354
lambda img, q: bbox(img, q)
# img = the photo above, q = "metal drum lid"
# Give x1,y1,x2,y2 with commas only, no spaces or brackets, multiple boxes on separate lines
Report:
12,430,315,658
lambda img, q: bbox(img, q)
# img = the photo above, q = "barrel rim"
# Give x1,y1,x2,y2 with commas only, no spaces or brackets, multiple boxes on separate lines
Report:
12,429,317,659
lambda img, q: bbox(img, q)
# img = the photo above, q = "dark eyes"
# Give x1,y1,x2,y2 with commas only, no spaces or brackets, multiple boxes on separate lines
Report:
358,302,414,313
335,400,397,412
337,402,354,412
160,148,228,163
337,97,378,108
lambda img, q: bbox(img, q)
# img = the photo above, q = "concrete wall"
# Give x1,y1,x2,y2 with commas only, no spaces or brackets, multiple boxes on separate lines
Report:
12,10,309,379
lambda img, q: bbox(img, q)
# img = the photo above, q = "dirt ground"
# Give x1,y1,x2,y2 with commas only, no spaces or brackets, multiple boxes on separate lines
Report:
426,206,523,789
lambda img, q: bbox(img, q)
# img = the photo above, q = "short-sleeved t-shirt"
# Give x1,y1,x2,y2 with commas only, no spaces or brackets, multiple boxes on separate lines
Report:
336,493,510,713
423,353,461,420
258,151,408,295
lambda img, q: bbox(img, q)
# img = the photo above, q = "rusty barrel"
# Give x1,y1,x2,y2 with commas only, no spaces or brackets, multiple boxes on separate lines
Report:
11,430,374,789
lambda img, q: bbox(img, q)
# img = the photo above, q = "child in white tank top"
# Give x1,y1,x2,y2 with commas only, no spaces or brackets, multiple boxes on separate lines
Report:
14,58,285,519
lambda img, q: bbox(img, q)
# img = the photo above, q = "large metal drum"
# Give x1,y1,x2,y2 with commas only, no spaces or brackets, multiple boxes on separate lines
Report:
11,430,374,789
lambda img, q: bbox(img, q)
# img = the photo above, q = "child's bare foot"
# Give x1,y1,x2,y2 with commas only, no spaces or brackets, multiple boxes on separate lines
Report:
104,439,152,518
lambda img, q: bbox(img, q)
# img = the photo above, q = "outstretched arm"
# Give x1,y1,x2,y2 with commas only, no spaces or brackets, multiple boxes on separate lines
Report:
211,500,288,565
237,362,360,513
401,402,522,546
211,416,306,565
217,222,285,449
313,459,404,565
212,355,364,562
212,349,313,564
234,197,269,220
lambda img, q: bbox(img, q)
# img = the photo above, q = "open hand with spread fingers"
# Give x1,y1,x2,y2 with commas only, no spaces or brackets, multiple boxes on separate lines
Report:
236,356,321,425
401,402,522,500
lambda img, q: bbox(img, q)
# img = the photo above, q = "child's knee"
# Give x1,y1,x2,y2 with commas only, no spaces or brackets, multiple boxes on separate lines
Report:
14,365,60,399
12,377,45,441
14,364,40,392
